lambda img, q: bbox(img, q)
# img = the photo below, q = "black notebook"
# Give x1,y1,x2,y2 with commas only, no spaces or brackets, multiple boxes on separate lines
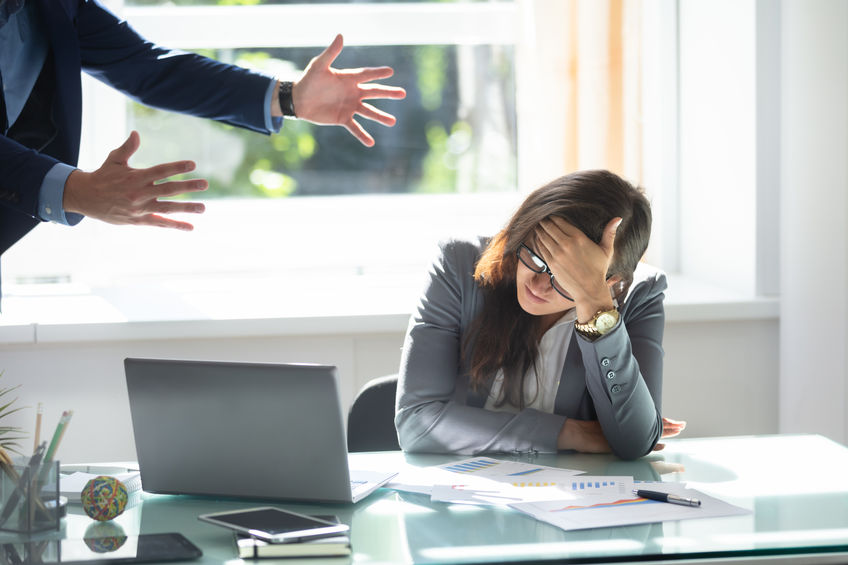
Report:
234,533,351,559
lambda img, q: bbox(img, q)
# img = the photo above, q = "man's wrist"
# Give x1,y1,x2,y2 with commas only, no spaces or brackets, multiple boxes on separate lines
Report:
39,163,81,225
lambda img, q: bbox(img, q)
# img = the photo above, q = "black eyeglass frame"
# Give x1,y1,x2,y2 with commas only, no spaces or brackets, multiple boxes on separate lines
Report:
516,243,575,302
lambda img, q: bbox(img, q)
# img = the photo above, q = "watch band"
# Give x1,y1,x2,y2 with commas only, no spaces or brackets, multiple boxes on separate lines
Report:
278,81,296,117
574,308,620,340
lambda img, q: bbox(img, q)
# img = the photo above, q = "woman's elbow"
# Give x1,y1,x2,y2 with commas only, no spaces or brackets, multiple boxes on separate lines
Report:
394,408,428,453
608,425,661,460
610,439,656,460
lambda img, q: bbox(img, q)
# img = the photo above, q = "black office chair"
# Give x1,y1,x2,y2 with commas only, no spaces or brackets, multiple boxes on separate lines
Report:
347,374,401,452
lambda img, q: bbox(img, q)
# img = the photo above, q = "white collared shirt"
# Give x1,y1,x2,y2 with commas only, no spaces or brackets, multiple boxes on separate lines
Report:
484,309,578,414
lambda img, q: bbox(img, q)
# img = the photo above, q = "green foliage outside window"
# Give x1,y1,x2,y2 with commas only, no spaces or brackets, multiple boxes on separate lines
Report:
127,3,516,199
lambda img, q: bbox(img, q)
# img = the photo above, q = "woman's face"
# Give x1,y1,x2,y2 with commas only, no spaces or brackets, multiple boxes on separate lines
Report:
514,244,576,318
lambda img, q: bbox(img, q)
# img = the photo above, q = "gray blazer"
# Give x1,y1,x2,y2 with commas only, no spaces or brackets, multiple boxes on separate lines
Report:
395,237,667,460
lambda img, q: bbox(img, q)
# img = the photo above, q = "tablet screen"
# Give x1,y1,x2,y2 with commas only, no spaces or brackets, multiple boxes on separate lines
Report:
198,507,349,542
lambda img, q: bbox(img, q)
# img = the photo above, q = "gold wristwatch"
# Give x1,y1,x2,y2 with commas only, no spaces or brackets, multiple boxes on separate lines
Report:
574,308,620,340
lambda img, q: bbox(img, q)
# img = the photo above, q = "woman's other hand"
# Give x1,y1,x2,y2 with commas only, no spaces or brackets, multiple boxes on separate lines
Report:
653,417,687,451
558,417,683,454
557,419,611,453
661,417,686,438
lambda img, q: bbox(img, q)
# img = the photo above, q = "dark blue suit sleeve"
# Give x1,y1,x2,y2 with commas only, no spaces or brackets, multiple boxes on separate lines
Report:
0,137,60,221
77,0,274,134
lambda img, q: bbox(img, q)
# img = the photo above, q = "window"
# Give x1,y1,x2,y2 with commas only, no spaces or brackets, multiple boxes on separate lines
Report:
2,0,681,325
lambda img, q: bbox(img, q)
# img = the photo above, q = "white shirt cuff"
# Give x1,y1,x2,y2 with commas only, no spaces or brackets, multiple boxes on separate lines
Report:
38,163,83,226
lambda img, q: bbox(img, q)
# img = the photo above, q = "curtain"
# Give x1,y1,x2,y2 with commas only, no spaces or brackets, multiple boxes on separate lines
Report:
517,0,645,189
563,0,643,183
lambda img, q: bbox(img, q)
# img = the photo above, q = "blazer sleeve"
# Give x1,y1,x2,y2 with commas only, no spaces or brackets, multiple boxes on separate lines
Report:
76,1,274,134
0,136,61,221
574,266,667,460
395,239,567,455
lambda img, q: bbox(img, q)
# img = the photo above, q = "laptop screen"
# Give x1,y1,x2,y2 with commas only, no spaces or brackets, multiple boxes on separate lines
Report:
124,358,355,503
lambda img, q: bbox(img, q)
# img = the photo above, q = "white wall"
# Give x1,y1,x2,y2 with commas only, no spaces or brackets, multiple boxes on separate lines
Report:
0,314,778,463
779,0,848,443
0,329,404,462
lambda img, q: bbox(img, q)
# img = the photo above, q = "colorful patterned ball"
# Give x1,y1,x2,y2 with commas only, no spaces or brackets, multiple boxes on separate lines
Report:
81,476,129,521
84,533,128,553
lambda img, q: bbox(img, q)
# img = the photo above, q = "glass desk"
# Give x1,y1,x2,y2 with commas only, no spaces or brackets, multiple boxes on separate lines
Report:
4,434,848,564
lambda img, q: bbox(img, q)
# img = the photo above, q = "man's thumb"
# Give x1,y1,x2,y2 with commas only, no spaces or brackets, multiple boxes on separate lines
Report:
314,34,344,68
109,131,140,165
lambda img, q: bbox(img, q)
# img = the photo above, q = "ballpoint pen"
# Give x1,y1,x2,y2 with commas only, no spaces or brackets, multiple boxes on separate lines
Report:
634,489,701,507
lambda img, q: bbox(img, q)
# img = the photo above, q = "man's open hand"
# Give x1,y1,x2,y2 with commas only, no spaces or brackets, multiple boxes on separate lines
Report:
63,131,207,230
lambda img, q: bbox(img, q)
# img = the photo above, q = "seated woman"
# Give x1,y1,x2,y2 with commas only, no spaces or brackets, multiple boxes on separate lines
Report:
395,169,681,460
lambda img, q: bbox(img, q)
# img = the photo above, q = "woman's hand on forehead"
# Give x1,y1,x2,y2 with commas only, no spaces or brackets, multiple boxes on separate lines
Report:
535,216,622,316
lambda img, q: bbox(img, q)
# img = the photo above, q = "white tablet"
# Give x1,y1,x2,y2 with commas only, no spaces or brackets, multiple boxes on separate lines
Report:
198,507,349,543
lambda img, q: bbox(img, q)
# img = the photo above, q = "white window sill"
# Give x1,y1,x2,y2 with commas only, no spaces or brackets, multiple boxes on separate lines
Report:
0,273,778,345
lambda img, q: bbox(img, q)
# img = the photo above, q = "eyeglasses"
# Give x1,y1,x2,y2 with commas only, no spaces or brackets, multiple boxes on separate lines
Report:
516,244,574,302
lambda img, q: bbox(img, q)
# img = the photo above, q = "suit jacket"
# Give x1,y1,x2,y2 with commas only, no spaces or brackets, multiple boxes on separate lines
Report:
395,237,667,460
0,0,273,266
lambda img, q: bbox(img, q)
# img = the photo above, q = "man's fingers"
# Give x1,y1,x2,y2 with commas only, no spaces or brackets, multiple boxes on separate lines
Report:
343,66,396,83
108,130,141,165
151,199,206,215
314,33,344,68
133,213,195,231
152,179,209,198
345,118,375,147
356,102,397,127
142,160,197,184
358,83,408,100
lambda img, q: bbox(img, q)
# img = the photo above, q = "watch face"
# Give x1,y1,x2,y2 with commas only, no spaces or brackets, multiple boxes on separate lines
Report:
596,312,618,332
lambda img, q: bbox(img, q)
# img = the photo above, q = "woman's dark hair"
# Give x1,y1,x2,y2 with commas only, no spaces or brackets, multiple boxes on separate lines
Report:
463,169,652,408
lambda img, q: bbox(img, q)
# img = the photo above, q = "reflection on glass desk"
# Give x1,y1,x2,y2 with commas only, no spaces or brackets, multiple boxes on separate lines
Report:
5,434,848,564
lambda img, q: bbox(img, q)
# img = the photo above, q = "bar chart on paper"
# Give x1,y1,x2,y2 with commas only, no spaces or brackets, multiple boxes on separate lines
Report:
441,459,501,474
438,458,582,482
568,478,631,493
428,458,587,505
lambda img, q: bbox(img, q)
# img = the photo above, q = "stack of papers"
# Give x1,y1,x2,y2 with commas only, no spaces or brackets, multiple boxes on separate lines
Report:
388,457,749,532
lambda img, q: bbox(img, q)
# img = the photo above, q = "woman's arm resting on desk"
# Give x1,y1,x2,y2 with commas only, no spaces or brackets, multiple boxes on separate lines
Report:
557,417,686,454
572,269,668,459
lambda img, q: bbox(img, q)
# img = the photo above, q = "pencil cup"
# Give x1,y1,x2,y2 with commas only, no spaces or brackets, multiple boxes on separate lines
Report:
0,458,61,533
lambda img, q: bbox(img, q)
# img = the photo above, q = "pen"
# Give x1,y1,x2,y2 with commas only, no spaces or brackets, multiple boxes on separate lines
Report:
635,489,701,507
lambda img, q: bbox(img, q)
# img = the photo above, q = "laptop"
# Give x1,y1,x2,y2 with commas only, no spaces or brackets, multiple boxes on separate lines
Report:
124,358,396,503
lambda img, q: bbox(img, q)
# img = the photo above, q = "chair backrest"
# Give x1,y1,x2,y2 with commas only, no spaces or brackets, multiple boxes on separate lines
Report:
347,374,401,452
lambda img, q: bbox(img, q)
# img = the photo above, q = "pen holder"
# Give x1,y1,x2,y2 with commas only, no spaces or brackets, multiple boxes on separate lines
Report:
0,458,61,534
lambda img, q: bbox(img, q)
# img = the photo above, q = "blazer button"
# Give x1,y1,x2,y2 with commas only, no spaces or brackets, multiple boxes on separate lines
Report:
611,384,622,393
601,358,611,367
606,371,616,380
